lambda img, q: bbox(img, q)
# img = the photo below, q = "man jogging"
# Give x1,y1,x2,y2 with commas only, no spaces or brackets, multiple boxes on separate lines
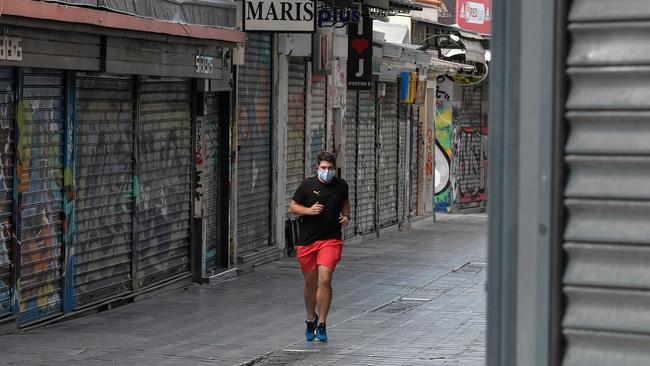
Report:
289,151,349,342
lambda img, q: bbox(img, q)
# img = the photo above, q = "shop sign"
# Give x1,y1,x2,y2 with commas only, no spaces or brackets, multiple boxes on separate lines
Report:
317,6,361,28
346,11,373,90
458,0,491,34
244,0,316,32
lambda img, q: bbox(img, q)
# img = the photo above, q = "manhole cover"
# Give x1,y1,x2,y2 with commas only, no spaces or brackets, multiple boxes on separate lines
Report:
374,298,429,313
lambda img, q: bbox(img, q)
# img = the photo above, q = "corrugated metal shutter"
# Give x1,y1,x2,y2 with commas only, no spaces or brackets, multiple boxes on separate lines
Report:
309,76,327,170
410,105,420,216
137,77,192,288
0,67,15,318
379,83,398,227
237,33,272,253
357,85,376,234
74,73,135,307
344,90,358,238
18,69,66,323
204,93,220,272
561,4,650,365
397,103,408,223
286,58,306,211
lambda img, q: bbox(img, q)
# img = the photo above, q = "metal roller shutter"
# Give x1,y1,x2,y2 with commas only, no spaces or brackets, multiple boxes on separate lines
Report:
357,85,376,234
204,93,220,272
0,67,15,318
137,76,192,288
237,33,272,253
344,90,358,238
309,76,326,170
18,69,66,323
379,83,399,227
410,105,420,216
74,73,135,307
561,3,650,364
286,58,306,210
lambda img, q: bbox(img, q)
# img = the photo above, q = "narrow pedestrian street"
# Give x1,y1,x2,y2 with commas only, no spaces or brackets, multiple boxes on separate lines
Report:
0,214,486,366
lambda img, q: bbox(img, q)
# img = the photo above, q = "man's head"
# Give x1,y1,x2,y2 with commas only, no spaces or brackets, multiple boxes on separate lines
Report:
316,151,336,183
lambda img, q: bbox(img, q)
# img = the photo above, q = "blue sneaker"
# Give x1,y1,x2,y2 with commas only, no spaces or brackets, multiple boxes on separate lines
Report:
316,323,328,342
305,314,319,341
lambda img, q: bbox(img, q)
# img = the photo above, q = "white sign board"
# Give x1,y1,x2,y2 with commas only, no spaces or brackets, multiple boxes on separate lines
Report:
244,0,316,32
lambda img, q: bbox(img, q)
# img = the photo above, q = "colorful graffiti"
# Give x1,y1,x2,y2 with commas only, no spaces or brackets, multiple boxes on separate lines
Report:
16,73,66,322
0,75,14,317
434,101,454,211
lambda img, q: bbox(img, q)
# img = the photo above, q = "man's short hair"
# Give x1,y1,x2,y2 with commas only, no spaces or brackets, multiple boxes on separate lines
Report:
317,151,336,167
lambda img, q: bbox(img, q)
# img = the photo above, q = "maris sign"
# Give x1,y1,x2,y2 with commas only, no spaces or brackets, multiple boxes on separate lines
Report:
244,0,316,32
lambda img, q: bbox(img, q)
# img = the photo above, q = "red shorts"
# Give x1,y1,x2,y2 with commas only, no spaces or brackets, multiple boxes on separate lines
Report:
296,239,343,272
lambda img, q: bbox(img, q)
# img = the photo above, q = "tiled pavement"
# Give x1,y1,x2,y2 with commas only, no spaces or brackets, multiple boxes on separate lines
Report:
0,214,487,366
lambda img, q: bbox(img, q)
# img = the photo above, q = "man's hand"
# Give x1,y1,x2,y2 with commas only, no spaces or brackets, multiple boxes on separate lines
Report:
309,202,324,215
339,214,349,226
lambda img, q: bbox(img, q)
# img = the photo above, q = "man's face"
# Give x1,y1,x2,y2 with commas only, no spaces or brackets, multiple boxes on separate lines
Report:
318,161,335,172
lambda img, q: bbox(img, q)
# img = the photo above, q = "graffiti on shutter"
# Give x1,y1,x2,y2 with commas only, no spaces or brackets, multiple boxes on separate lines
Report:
237,33,272,253
74,73,135,307
356,85,376,234
18,69,66,323
379,83,398,227
0,67,15,318
286,58,306,211
204,93,220,272
344,90,358,238
137,77,192,288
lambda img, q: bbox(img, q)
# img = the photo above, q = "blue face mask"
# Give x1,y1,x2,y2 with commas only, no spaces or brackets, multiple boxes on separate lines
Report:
318,169,335,183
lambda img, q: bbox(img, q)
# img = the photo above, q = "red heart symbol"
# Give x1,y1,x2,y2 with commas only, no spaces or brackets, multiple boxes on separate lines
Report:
351,39,369,54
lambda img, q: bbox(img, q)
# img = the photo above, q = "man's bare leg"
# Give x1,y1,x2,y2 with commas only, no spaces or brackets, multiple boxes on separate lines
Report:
316,265,334,324
303,269,318,321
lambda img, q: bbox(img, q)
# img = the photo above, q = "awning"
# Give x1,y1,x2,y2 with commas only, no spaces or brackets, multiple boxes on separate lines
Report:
460,38,486,63
7,0,245,44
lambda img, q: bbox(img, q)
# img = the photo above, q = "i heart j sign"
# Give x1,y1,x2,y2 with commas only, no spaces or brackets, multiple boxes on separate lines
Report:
351,39,369,54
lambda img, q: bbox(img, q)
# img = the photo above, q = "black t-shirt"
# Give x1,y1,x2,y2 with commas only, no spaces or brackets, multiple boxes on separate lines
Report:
292,176,349,245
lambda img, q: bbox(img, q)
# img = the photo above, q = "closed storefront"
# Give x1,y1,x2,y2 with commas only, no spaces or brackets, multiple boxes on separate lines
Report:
73,73,135,307
237,33,273,254
286,58,307,210
0,67,15,319
203,93,221,273
397,103,408,224
309,75,327,170
378,83,399,227
410,105,420,217
356,85,377,234
136,77,192,288
344,90,358,238
17,68,66,323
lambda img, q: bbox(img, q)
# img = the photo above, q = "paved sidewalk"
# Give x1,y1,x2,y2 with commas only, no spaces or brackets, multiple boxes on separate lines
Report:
0,214,487,366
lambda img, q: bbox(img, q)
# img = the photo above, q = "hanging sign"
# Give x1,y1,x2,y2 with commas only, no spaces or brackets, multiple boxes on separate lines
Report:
243,0,316,32
346,11,373,90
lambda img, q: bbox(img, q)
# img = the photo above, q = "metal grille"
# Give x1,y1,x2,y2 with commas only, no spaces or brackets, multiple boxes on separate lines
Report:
74,73,135,307
18,69,65,323
397,103,408,223
309,75,326,171
561,4,650,364
286,58,306,211
204,93,220,272
344,90,358,238
356,85,376,234
237,33,272,254
0,67,15,318
379,83,398,227
410,105,420,216
136,77,192,288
